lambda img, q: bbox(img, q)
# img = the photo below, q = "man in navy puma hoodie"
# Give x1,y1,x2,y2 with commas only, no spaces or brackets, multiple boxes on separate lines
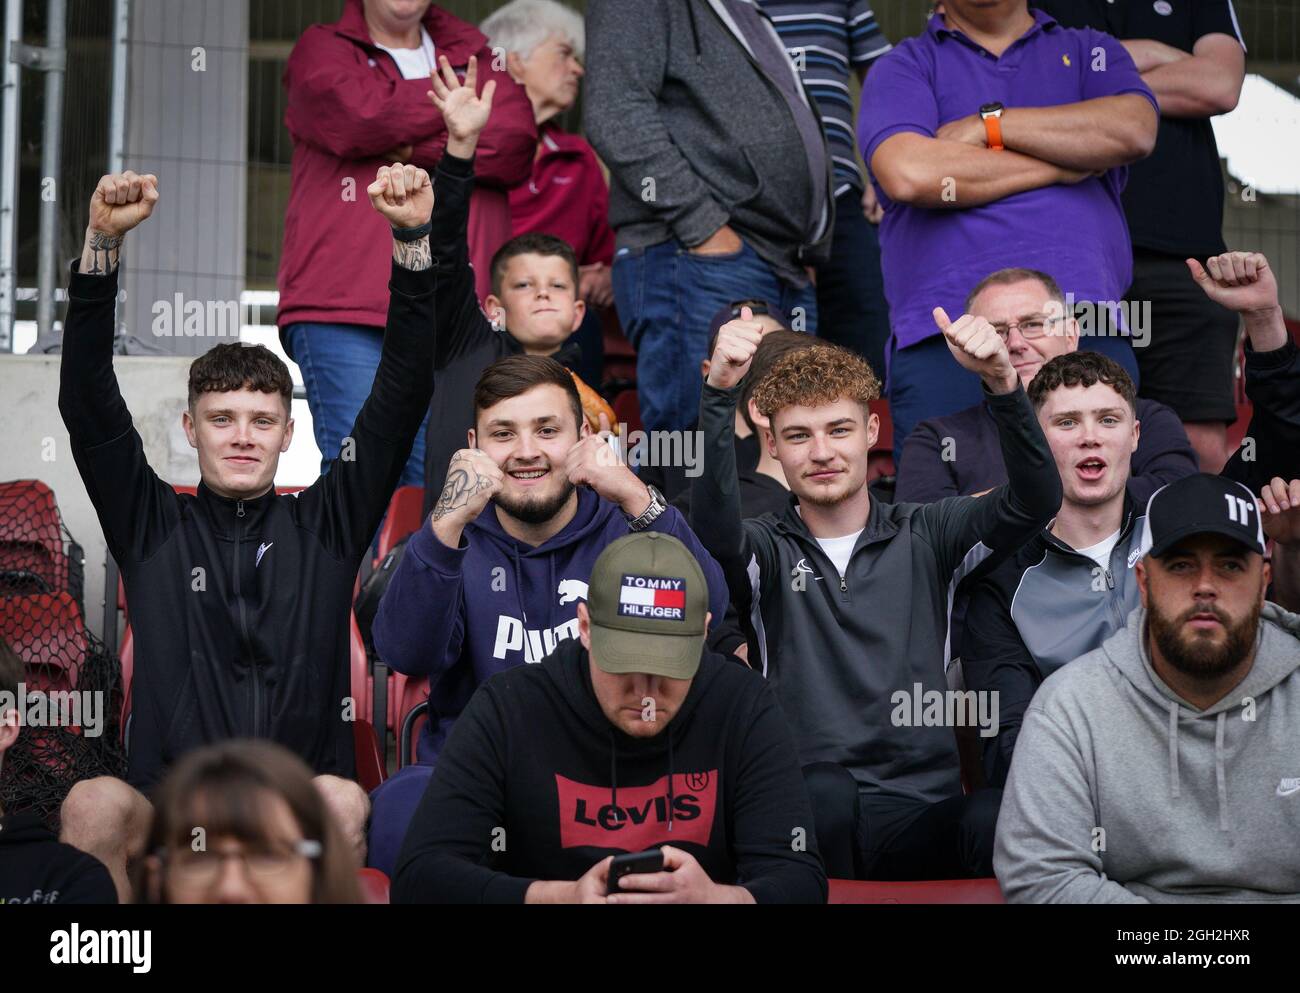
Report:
368,355,728,874
392,532,825,904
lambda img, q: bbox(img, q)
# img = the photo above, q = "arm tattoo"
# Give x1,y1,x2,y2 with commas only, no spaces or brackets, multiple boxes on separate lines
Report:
393,234,432,271
81,231,123,275
430,461,495,521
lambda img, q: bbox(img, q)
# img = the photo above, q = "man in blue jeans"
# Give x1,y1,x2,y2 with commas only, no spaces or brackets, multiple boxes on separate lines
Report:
585,0,834,433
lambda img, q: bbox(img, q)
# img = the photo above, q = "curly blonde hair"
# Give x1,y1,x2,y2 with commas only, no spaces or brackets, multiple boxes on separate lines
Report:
751,343,881,423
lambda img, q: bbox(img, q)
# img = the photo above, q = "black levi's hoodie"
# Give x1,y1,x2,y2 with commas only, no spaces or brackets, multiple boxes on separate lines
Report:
392,640,827,904
58,259,435,790
0,811,118,904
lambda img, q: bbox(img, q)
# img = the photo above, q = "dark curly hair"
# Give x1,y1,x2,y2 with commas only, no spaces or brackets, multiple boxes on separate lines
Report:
752,343,881,424
188,343,292,413
1027,351,1136,413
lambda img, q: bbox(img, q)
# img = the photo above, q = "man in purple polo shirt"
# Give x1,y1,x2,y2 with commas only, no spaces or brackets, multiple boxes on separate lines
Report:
859,0,1158,466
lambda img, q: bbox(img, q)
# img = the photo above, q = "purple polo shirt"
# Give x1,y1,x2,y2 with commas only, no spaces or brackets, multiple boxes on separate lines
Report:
858,9,1157,352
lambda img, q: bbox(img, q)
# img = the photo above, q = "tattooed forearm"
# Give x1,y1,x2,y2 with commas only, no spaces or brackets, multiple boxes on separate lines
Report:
393,235,432,271
80,229,123,275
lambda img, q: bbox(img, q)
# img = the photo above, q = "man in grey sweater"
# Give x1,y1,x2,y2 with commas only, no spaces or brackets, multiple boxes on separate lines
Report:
584,0,834,434
996,473,1300,903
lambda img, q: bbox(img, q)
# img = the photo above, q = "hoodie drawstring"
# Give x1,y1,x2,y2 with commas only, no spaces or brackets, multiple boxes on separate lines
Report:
1167,702,1180,799
609,731,619,822
667,730,676,834
1214,712,1229,832
511,546,526,624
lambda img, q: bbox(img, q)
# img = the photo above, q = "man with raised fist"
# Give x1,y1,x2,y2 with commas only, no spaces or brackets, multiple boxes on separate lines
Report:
56,162,438,897
367,354,729,877
690,304,1061,881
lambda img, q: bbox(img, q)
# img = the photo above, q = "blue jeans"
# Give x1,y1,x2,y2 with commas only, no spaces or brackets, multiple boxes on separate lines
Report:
889,331,1140,469
285,323,429,486
816,189,890,382
612,239,818,432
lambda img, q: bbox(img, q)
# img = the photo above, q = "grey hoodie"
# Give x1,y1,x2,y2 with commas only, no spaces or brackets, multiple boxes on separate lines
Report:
995,603,1300,903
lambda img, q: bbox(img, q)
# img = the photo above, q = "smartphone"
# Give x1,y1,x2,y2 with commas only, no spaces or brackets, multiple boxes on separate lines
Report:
606,849,665,895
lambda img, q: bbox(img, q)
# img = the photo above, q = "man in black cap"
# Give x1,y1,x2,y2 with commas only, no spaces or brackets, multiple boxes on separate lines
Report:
995,472,1300,903
391,532,826,904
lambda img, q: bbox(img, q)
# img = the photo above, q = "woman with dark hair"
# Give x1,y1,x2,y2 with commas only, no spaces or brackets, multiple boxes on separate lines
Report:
137,741,361,905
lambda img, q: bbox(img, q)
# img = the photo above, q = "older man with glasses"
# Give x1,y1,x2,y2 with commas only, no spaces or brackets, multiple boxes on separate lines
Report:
896,265,1198,505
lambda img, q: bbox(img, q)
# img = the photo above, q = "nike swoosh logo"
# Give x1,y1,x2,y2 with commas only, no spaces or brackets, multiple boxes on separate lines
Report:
1278,783,1300,797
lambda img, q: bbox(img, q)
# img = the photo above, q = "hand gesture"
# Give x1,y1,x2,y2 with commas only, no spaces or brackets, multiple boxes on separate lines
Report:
88,171,159,236
606,846,738,904
428,54,496,151
429,449,503,544
565,433,643,512
574,856,612,904
861,182,883,224
1188,252,1279,316
367,162,434,229
1259,477,1300,546
934,307,1017,393
705,306,765,390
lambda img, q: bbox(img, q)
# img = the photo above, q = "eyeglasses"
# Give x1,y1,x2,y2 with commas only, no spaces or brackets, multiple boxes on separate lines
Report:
160,838,322,885
990,315,1066,341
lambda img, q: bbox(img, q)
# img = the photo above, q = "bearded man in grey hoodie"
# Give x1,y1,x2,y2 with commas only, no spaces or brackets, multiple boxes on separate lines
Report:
995,473,1300,903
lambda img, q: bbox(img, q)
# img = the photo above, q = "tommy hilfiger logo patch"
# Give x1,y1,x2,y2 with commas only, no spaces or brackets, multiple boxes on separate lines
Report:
618,574,686,621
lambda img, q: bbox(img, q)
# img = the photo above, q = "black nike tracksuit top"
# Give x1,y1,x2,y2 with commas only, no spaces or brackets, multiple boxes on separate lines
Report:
392,639,827,903
58,258,435,790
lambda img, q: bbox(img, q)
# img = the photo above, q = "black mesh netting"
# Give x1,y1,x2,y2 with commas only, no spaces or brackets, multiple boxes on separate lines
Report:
1,481,126,831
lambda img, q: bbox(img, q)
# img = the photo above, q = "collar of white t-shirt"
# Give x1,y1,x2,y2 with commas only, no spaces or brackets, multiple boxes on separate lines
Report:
1073,526,1123,572
376,26,436,80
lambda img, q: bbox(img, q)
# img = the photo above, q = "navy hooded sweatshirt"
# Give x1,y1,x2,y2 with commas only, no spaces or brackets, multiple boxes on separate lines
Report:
391,639,827,904
372,487,730,764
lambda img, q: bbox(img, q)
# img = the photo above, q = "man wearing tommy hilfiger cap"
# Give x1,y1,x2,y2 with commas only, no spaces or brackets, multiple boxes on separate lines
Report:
996,473,1300,903
391,532,826,904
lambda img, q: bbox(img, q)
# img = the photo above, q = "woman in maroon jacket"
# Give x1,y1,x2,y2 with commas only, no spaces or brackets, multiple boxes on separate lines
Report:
278,0,535,480
481,0,617,389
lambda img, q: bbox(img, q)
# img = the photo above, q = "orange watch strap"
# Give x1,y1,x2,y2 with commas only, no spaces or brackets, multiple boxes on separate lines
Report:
984,113,1004,151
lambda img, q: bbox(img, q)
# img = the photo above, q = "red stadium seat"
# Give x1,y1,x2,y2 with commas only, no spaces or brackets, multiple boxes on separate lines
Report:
601,307,636,386
612,389,643,435
394,674,429,769
828,878,1004,904
353,719,385,793
0,592,87,694
375,485,425,565
0,480,76,596
357,867,390,904
866,399,896,482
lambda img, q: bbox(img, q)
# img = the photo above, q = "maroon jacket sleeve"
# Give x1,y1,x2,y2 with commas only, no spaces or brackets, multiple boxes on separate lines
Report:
409,43,536,190
284,30,533,190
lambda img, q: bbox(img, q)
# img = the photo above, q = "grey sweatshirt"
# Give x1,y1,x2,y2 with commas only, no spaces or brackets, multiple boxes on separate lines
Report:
995,603,1300,904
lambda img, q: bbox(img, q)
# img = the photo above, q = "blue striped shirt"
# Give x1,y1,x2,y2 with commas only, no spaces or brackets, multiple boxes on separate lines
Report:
757,0,891,196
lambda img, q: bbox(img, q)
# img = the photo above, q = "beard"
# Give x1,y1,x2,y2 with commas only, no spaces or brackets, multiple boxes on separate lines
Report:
1147,598,1261,679
495,477,576,525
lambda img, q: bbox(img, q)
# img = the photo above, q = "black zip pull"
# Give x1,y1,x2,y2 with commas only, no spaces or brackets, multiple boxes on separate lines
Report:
1105,570,1114,590
839,575,848,593
237,499,246,519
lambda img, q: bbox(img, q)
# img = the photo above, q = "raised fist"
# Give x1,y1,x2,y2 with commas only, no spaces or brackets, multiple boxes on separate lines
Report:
430,448,503,539
367,163,434,230
88,171,159,237
1188,252,1278,316
706,306,765,390
934,307,1017,394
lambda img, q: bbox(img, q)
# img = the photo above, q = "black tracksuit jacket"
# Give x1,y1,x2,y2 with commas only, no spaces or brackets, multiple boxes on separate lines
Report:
58,258,434,790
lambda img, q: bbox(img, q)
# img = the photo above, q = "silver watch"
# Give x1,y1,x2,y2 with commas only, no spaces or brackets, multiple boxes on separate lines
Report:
626,485,667,531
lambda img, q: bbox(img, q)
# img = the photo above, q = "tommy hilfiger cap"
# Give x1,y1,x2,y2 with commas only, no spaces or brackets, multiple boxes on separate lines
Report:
586,532,709,680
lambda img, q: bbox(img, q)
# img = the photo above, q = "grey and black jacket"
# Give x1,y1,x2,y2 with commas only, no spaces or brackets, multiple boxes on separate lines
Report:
584,0,835,283
959,496,1147,788
689,381,1061,804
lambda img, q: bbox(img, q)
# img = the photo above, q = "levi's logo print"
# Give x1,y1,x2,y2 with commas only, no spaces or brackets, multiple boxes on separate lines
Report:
556,771,718,849
619,574,686,621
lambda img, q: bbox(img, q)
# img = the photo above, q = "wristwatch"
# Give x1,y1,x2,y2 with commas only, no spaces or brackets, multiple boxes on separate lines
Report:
980,102,1005,151
626,485,667,532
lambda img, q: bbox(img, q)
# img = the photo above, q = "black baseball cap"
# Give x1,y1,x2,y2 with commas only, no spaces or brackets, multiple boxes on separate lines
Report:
1137,474,1266,560
586,532,709,680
